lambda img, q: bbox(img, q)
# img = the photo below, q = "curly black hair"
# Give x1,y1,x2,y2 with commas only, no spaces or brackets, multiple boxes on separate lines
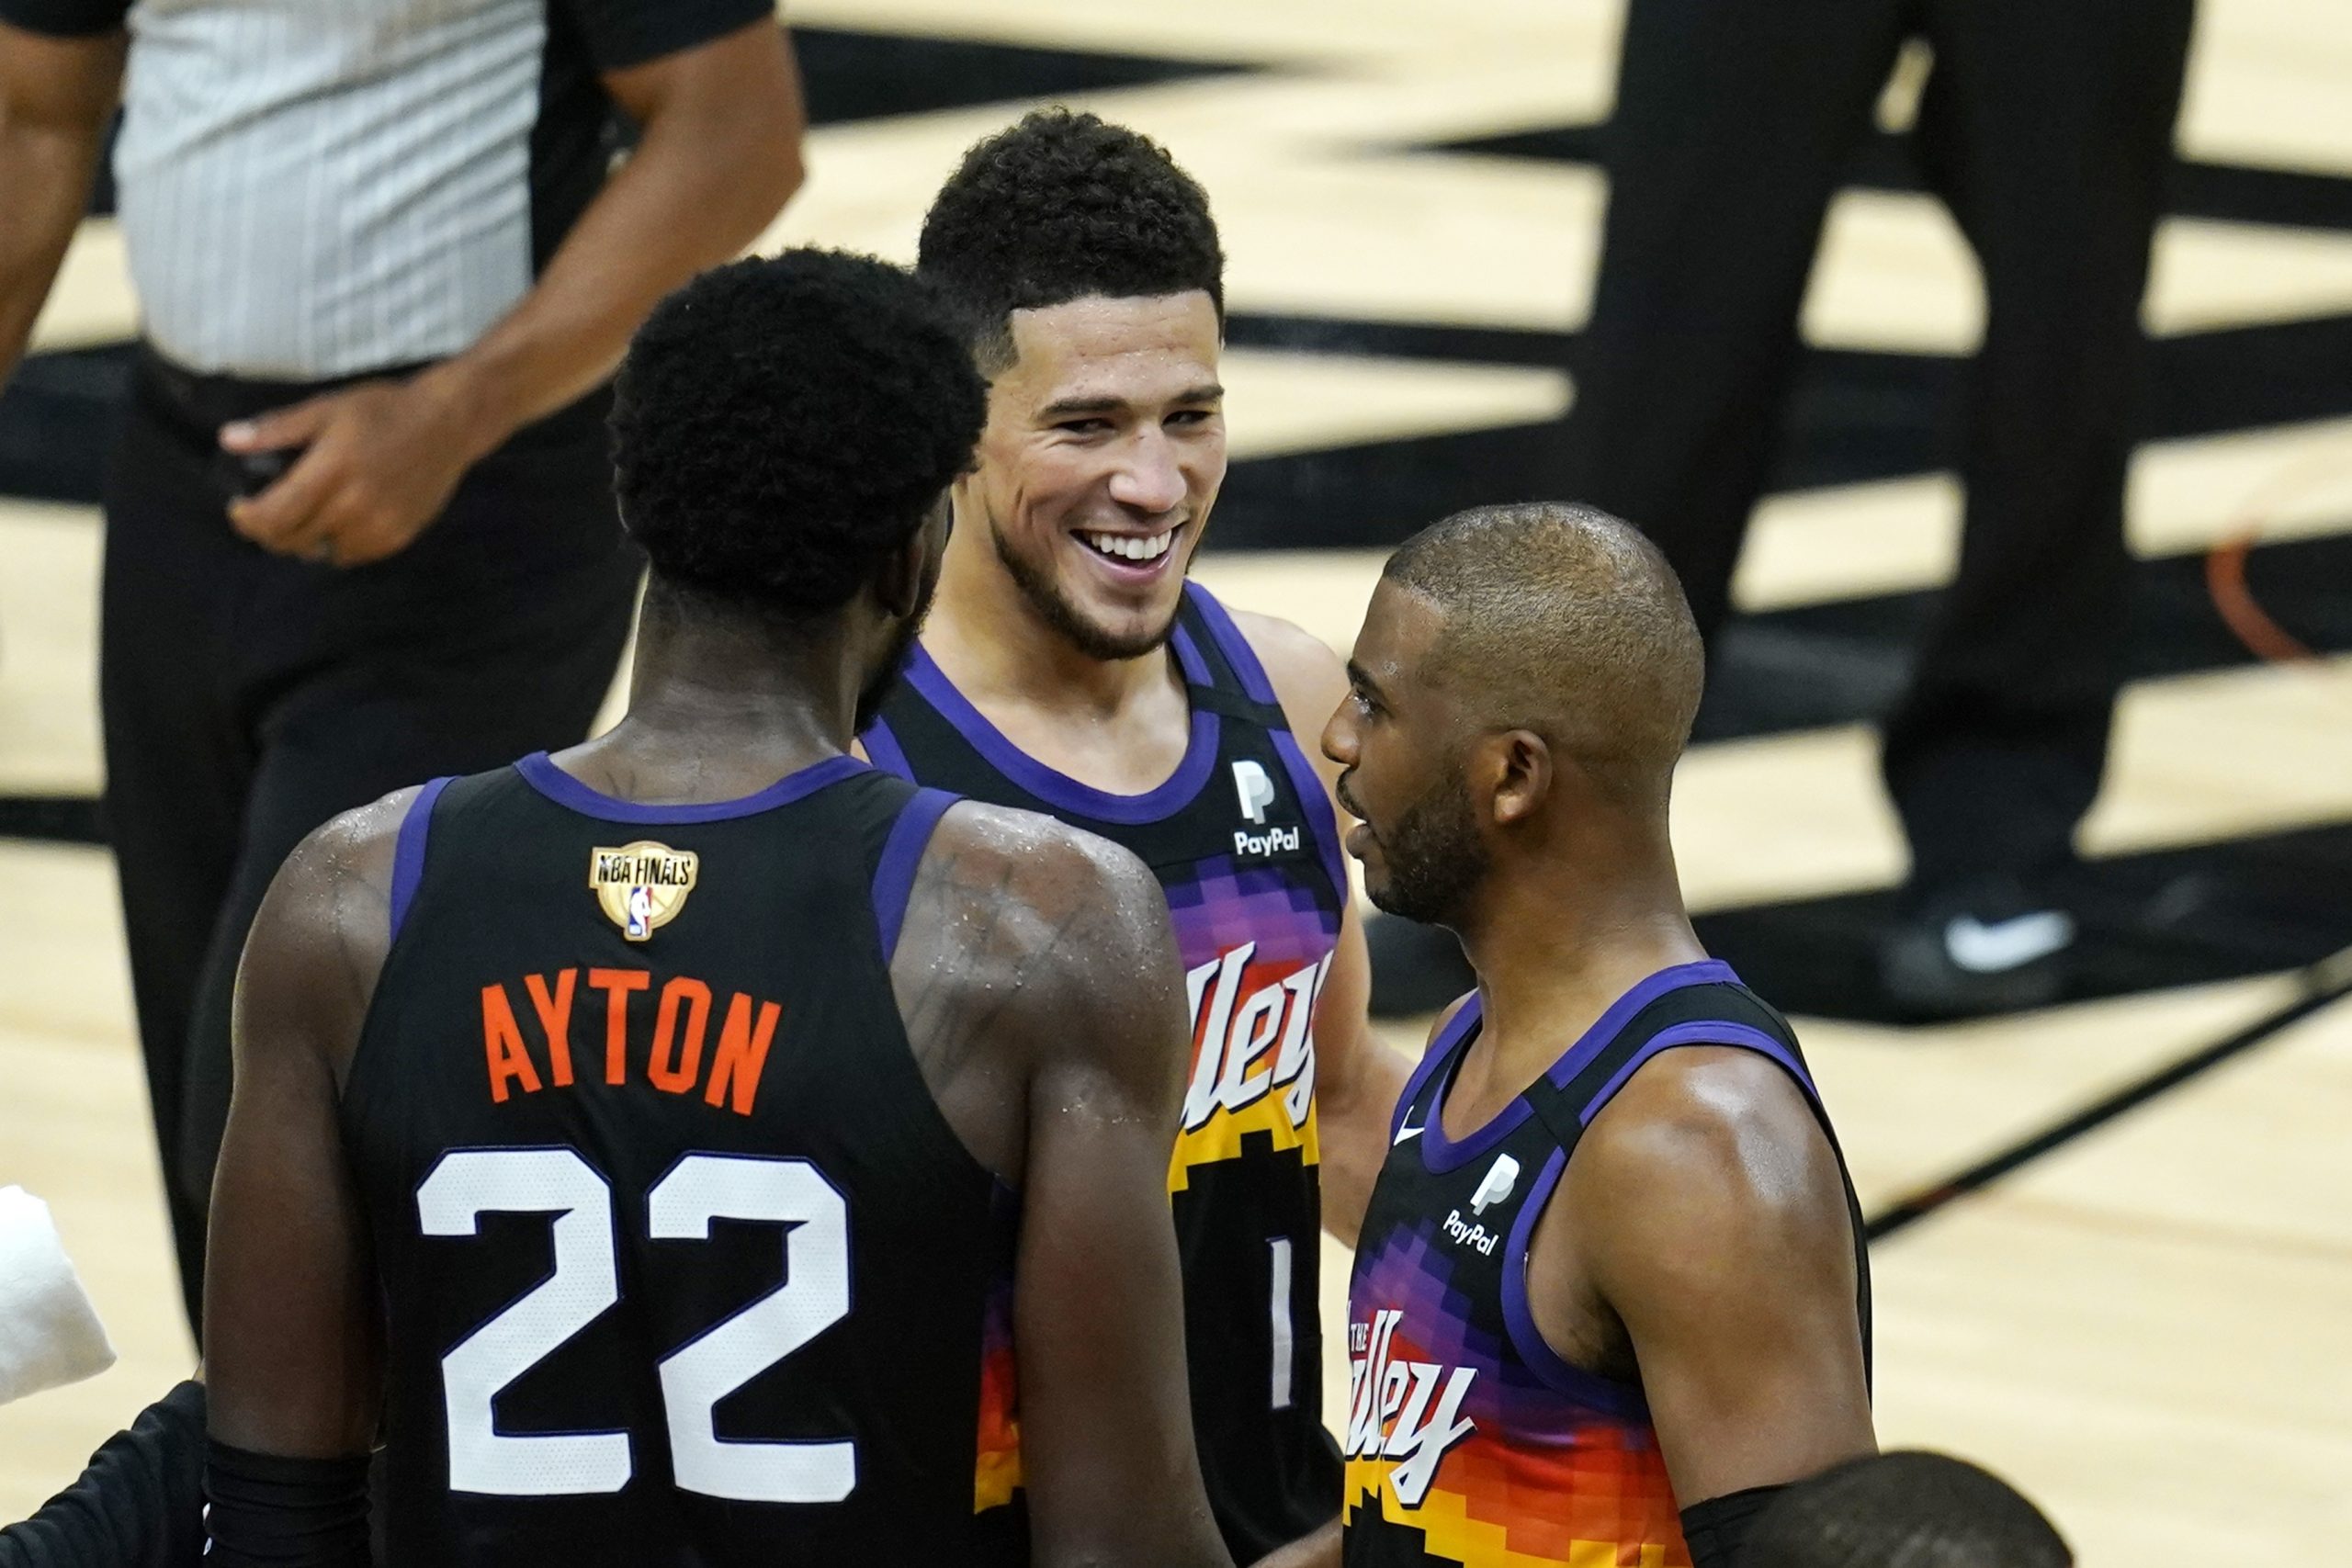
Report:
917,108,1224,371
609,249,987,616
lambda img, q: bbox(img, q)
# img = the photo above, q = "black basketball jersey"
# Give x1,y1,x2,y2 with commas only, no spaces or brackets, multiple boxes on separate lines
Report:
865,582,1348,1561
342,754,1023,1567
1341,961,1871,1568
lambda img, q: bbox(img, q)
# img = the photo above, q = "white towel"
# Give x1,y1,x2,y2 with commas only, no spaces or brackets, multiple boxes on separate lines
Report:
0,1186,117,1407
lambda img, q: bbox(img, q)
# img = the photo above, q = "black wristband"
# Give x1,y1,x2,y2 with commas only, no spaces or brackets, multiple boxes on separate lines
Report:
1681,1482,1789,1568
203,1439,370,1568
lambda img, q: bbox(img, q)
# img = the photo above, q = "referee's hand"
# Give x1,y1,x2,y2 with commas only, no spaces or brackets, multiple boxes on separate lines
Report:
220,375,481,567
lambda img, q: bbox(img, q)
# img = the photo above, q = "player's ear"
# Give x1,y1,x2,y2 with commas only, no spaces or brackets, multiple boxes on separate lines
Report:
876,495,951,619
1487,729,1553,828
875,534,923,619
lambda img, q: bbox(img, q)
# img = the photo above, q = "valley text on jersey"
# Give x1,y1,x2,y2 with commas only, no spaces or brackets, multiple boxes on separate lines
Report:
865,583,1349,1562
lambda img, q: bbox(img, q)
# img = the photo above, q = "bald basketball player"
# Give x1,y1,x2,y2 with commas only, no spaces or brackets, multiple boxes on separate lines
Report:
1325,503,1875,1568
201,251,1229,1568
865,109,1408,1567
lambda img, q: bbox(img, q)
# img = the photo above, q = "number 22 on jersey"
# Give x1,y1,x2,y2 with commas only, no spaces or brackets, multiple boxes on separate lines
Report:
415,1147,852,1502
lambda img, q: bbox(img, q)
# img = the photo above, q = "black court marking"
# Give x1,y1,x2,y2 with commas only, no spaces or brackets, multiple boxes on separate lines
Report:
1864,949,2352,1241
1694,819,2352,1022
1435,123,2352,236
0,796,104,846
793,27,1250,126
0,344,130,504
1209,313,2352,551
1693,528,2352,742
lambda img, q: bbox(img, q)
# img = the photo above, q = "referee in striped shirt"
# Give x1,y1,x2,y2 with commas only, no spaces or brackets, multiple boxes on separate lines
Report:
0,0,807,1332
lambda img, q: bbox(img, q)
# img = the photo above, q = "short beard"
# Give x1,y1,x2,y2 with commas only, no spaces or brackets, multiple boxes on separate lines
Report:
1363,773,1489,928
990,509,1180,662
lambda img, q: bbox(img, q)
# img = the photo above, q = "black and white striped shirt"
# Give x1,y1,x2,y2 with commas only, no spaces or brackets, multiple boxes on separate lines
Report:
4,0,775,378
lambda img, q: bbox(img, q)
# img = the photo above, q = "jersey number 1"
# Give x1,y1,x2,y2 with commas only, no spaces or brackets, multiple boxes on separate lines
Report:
416,1147,853,1502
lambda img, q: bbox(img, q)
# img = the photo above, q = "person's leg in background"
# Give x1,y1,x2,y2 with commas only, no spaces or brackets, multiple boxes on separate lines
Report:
1559,0,1912,636
1372,0,1912,1017
174,570,636,1330
107,379,639,1332
1876,0,2196,1014
98,368,256,1317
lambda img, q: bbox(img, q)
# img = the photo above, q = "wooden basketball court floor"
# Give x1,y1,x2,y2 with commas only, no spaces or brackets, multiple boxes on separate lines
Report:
4,2,2350,1562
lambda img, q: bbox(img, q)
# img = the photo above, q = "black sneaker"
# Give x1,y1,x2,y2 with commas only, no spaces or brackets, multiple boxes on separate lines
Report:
1366,914,1477,1020
1876,876,2076,1019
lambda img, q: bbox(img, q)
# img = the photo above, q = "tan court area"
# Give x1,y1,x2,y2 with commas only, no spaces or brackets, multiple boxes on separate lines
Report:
6,2,2352,1562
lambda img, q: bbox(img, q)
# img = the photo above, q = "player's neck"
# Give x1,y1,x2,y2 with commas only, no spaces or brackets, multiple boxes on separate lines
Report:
1454,846,1705,1079
573,614,859,797
925,552,1175,722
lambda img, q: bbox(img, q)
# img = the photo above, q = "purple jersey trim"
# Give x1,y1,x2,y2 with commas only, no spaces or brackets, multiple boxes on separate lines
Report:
1182,584,1350,908
1419,959,1739,1174
1577,1021,1814,1126
1499,1145,1652,1418
1171,623,1213,687
1391,994,1482,1141
1184,582,1281,705
514,750,866,823
899,642,1222,826
1545,960,1738,1087
388,776,453,942
862,716,915,781
873,789,958,964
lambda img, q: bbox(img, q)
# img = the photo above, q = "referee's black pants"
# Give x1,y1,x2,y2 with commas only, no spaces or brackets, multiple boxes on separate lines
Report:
1559,0,2194,895
101,349,641,1332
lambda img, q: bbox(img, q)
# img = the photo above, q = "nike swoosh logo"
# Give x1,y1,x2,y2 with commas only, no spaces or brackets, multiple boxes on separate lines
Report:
1946,911,2075,974
1393,1122,1424,1145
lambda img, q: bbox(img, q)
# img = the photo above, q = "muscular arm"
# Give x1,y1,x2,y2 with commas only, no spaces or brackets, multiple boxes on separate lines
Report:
0,20,122,389
203,793,411,1462
1006,832,1232,1568
899,809,1231,1568
420,18,805,450
1560,1050,1874,1506
1237,609,1412,1247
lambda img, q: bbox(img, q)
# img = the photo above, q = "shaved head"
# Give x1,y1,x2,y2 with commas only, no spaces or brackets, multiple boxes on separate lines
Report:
1380,502,1703,818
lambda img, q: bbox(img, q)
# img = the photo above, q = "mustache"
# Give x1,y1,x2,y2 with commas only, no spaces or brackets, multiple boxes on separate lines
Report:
1334,772,1365,824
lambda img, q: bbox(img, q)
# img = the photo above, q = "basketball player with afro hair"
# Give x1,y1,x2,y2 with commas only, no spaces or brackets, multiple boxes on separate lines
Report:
201,249,1233,1568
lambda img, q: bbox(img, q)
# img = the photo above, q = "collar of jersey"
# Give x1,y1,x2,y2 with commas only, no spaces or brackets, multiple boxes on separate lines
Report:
900,638,1224,826
1415,959,1740,1173
514,750,867,823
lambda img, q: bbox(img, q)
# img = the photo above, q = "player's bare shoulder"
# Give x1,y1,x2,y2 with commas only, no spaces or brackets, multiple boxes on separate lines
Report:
1229,607,1347,717
236,784,426,1083
1567,1046,1855,1305
887,799,1191,1172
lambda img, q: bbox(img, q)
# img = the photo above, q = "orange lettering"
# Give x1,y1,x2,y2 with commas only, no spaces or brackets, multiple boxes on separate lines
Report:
649,977,712,1095
481,984,542,1103
587,968,650,1084
706,993,781,1116
524,969,578,1088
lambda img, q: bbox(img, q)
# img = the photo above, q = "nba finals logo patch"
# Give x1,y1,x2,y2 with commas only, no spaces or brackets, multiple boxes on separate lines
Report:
590,841,699,942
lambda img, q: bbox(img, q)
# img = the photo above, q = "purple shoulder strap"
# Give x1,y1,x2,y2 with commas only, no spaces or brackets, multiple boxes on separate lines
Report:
388,776,455,942
872,787,959,963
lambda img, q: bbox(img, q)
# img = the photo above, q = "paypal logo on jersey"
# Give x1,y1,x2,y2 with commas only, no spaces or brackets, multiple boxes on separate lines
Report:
1440,1155,1522,1255
1471,1154,1520,1214
1233,760,1276,824
1230,760,1301,858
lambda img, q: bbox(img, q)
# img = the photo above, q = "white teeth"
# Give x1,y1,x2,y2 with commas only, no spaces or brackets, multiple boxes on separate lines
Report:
1082,529,1175,563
